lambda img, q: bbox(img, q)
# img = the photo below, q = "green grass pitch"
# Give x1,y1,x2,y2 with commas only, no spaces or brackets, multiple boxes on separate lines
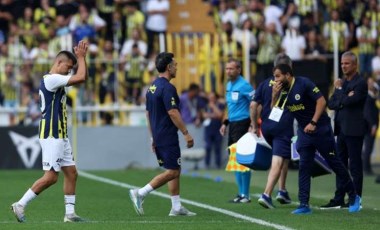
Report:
1,168,379,230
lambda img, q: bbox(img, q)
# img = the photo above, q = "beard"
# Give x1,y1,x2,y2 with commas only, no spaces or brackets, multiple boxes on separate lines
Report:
282,79,290,89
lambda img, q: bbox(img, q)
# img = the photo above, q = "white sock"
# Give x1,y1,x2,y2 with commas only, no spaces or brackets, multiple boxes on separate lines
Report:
64,195,76,215
138,184,153,197
18,189,37,207
171,195,181,210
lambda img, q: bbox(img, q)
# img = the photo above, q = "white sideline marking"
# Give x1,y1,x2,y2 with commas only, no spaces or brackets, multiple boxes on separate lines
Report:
79,171,294,230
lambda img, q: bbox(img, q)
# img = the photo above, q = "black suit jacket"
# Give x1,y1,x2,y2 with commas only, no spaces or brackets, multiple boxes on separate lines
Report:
328,73,368,136
364,93,379,132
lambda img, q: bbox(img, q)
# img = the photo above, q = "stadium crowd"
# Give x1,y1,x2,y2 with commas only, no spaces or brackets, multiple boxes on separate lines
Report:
0,0,380,127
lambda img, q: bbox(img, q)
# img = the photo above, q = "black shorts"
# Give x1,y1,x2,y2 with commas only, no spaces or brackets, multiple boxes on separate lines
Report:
228,118,251,146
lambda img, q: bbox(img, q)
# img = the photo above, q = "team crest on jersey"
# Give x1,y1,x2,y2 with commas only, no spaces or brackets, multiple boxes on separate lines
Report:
313,87,320,93
295,94,301,100
149,85,157,94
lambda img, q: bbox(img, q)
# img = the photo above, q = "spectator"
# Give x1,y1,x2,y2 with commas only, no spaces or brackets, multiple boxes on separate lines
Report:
362,77,379,175
201,91,225,169
123,1,145,41
247,0,265,33
49,14,73,56
98,40,116,107
24,89,41,126
304,29,326,62
323,9,350,54
218,0,238,28
1,62,18,125
179,83,202,126
120,28,147,58
17,6,36,49
264,0,286,36
122,43,146,105
324,51,367,209
96,0,116,40
69,3,105,43
281,16,306,61
372,46,380,84
145,0,169,57
356,15,377,78
255,22,281,87
56,0,78,23
34,0,56,23
220,21,241,61
299,12,320,36
0,0,16,42
233,18,257,54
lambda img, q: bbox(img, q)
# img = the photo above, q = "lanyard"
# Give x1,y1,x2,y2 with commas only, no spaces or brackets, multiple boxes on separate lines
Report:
274,77,295,109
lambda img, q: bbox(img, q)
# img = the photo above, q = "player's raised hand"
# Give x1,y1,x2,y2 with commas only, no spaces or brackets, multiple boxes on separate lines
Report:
74,40,88,58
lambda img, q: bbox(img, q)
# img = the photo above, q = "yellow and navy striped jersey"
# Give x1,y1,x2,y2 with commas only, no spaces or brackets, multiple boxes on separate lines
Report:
39,74,71,139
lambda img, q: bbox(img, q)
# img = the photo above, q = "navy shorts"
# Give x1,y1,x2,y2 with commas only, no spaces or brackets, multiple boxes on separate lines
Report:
155,145,181,169
264,134,291,159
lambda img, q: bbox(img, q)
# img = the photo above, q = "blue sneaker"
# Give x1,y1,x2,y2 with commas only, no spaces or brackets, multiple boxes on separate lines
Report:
258,194,275,209
276,190,291,204
349,195,361,213
292,204,312,215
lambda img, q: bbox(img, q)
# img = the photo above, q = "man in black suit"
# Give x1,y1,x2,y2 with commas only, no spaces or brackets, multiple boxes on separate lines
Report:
322,51,367,209
362,78,379,175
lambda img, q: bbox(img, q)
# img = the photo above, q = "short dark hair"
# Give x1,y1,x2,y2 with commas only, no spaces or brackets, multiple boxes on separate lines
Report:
274,53,292,67
273,63,293,76
155,52,174,73
188,83,200,91
56,50,77,66
227,58,241,69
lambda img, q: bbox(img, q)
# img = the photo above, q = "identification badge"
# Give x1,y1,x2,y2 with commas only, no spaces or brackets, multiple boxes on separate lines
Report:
231,91,239,101
268,107,284,122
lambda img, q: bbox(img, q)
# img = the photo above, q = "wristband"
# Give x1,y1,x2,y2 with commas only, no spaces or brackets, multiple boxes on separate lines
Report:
182,130,189,135
223,119,229,126
310,120,317,126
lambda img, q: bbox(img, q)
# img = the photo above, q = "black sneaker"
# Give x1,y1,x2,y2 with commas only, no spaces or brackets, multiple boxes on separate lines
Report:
340,202,349,209
320,199,344,209
229,195,242,203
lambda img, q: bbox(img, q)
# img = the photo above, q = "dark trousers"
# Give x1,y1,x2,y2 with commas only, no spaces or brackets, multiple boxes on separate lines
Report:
362,133,375,174
297,125,356,205
204,132,223,168
334,133,364,200
146,29,166,58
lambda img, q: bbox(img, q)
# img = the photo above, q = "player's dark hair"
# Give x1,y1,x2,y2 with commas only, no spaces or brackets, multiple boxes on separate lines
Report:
274,53,292,67
155,52,174,73
56,50,77,66
273,63,293,76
